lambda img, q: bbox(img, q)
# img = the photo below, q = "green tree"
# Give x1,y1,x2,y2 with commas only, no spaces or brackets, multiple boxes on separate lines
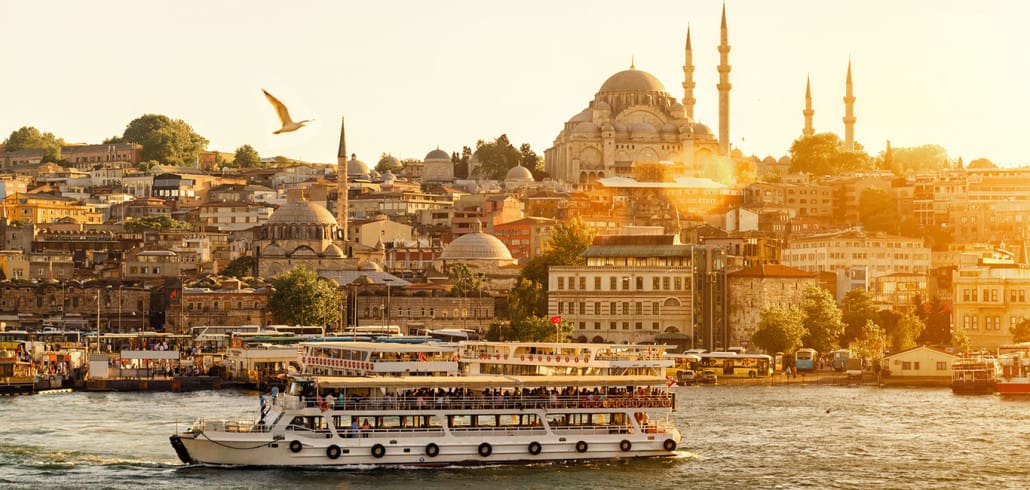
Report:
232,144,262,168
840,288,878,346
882,144,950,176
111,114,208,165
123,215,191,232
267,267,342,327
1010,318,1030,343
508,278,546,326
3,126,63,162
510,315,572,342
917,296,952,345
799,284,845,352
858,188,900,233
751,303,806,355
789,132,873,176
219,256,257,278
951,328,971,353
889,310,925,352
472,134,522,180
448,263,485,297
849,319,888,363
135,159,160,172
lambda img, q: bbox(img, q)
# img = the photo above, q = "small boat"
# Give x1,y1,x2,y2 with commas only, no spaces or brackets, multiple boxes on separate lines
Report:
997,351,1030,396
170,341,682,467
951,354,999,395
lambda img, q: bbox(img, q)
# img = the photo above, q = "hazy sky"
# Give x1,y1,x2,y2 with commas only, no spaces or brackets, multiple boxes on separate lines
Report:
3,0,1029,167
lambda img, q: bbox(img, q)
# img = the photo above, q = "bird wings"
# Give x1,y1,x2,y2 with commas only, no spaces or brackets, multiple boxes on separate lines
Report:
262,89,295,125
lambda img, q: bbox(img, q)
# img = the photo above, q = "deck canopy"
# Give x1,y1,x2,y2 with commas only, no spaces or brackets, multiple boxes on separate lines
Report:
313,374,667,391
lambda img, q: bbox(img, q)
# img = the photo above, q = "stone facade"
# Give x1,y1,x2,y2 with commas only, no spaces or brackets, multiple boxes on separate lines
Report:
726,264,817,350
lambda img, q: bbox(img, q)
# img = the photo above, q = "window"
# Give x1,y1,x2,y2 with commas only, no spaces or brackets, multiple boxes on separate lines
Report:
663,277,670,290
594,277,601,290
568,277,575,290
594,322,601,330
557,277,565,290
674,277,682,290
913,362,920,370
936,361,948,371
635,302,642,315
653,277,660,289
635,277,643,290
622,322,629,330
652,322,659,330
901,361,912,370
579,277,586,290
635,322,642,330
609,277,617,290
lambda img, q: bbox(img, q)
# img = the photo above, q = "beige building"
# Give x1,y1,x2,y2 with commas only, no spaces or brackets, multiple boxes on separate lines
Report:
883,345,956,385
548,234,695,345
726,264,818,350
952,254,1030,350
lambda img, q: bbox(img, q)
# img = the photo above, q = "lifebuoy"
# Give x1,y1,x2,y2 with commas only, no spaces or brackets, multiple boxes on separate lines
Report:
574,357,579,363
478,442,492,457
371,443,386,458
521,355,525,361
575,441,588,453
565,356,570,363
619,439,632,452
425,442,440,457
663,439,677,451
528,441,542,455
326,444,341,459
289,440,303,453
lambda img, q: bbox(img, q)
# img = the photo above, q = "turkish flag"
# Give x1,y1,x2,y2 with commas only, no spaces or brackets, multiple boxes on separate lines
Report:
549,315,561,325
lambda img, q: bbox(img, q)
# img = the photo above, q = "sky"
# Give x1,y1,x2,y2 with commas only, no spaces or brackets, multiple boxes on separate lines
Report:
2,0,1029,167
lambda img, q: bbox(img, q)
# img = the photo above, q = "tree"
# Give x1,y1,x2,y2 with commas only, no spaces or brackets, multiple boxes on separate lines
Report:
840,288,879,346
951,328,971,353
448,263,485,297
511,315,573,342
800,284,845,353
888,310,925,352
849,319,888,363
751,304,806,355
219,256,257,278
1010,318,1030,343
881,144,949,176
517,216,594,288
917,296,952,345
789,132,873,176
232,144,262,168
135,160,160,172
111,114,208,166
3,126,63,162
123,215,191,232
508,278,547,326
267,267,342,327
472,134,522,180
858,188,901,233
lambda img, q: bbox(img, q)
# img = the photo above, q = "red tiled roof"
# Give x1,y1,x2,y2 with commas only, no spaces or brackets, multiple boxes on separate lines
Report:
728,264,816,278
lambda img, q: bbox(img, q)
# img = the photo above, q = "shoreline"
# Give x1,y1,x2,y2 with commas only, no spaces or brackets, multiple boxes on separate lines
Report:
691,370,951,389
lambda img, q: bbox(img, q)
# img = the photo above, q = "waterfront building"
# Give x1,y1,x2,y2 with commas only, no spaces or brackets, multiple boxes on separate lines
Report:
171,279,269,333
0,280,150,332
726,264,817,349
951,253,1030,350
353,290,495,334
548,233,727,349
882,346,956,385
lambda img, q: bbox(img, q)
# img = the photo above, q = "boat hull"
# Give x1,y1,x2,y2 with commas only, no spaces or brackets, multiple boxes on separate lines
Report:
171,431,681,467
997,378,1030,395
951,380,996,395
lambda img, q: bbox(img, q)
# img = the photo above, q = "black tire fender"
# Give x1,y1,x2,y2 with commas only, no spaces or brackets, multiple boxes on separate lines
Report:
326,444,341,459
289,440,303,453
371,443,386,458
528,441,542,455
425,442,439,457
575,440,588,453
619,439,632,452
478,442,492,457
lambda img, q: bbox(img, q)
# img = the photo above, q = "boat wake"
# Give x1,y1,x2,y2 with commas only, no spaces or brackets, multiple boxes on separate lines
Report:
0,441,176,469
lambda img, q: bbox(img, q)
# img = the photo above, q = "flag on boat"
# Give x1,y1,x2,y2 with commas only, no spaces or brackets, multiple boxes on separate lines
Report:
549,315,562,325
418,352,427,362
665,375,677,388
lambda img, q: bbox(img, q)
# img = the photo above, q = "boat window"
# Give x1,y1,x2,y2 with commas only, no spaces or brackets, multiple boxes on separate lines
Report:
377,416,401,429
475,415,497,427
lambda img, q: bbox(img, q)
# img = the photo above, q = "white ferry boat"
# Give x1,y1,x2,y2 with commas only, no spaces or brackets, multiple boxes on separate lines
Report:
170,341,682,467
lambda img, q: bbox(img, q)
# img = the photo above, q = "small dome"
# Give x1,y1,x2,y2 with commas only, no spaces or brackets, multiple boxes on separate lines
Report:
347,154,370,178
324,243,345,258
425,148,449,161
570,108,593,123
359,260,382,271
505,165,534,182
441,230,513,261
762,156,777,165
692,123,712,136
778,156,792,165
379,155,403,171
598,68,668,94
613,122,628,133
382,170,396,182
573,121,600,134
268,200,338,226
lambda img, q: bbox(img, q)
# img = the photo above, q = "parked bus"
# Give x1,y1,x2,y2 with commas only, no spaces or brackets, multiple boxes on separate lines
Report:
697,352,774,378
831,349,850,372
0,330,82,351
665,352,703,382
795,348,817,371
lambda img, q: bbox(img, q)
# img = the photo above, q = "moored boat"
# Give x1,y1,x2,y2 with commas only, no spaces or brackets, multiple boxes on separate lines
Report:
997,351,1030,396
951,354,999,395
170,341,682,467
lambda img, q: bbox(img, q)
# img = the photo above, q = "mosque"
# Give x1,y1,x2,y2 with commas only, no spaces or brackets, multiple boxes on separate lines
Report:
544,5,858,186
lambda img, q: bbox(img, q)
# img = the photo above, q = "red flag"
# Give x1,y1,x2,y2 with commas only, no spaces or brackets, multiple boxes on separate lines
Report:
665,375,677,388
418,352,427,362
170,290,177,300
549,315,561,325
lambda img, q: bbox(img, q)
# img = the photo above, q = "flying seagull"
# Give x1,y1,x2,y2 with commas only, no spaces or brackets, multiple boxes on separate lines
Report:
262,88,313,134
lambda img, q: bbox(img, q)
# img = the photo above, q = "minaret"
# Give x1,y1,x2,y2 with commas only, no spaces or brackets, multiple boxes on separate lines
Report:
843,60,856,151
717,3,732,154
682,25,696,120
336,116,349,243
803,75,815,137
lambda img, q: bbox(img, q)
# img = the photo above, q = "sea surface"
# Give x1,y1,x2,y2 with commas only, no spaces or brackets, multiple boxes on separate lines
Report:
1,384,1028,489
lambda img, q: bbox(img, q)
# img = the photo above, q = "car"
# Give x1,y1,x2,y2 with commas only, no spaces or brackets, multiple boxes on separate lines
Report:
677,370,696,385
700,369,718,384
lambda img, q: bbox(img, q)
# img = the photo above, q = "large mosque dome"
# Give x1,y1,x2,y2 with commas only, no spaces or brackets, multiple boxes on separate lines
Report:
268,200,338,226
598,68,668,95
440,227,513,261
425,148,450,161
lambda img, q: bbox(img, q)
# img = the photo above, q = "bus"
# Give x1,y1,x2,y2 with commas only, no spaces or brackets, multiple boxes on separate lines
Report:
698,352,774,378
795,348,817,371
0,330,82,351
830,349,850,372
342,325,401,338
666,353,702,382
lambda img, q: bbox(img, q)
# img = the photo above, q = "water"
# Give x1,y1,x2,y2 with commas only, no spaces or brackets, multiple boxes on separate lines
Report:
1,385,1028,489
